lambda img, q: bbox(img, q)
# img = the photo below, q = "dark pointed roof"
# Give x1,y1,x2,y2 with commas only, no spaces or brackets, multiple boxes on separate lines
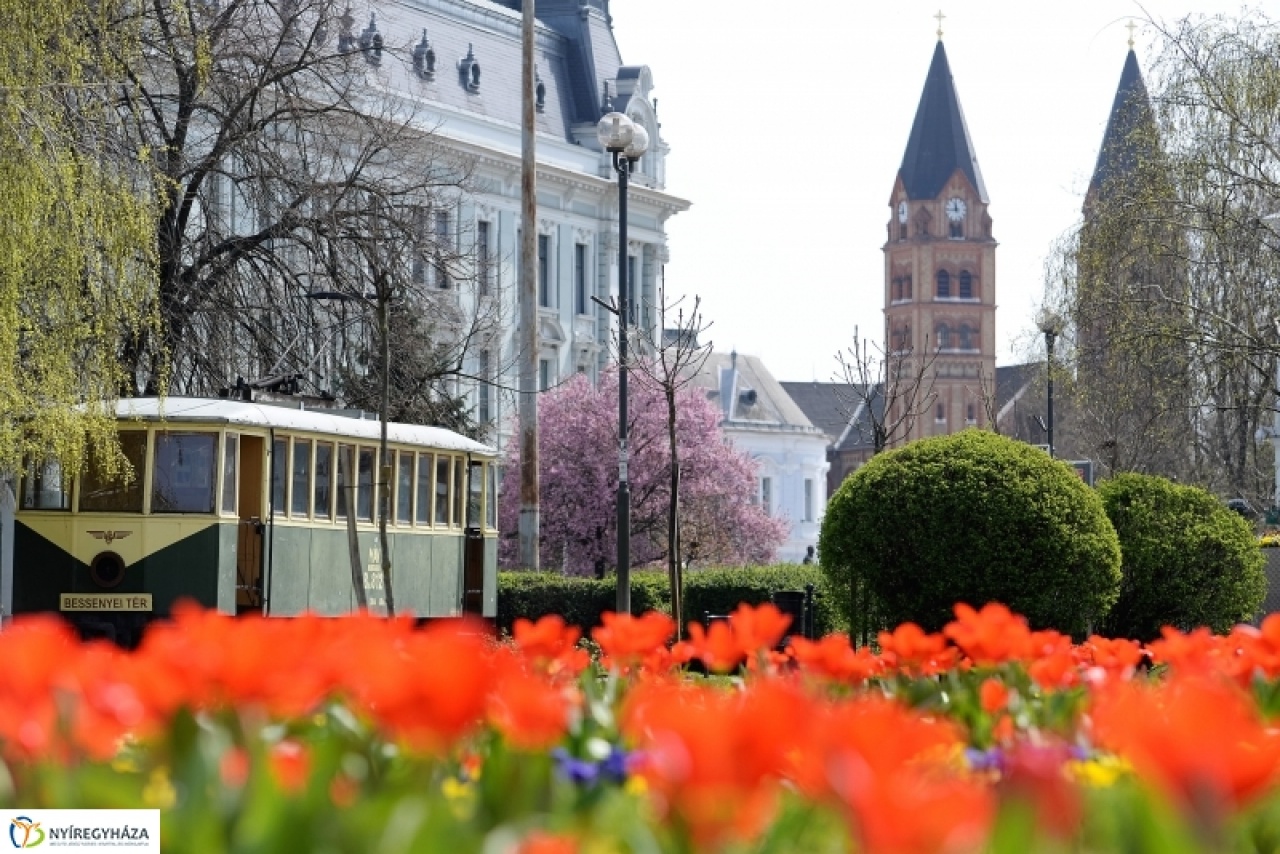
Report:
899,41,988,202
1090,49,1157,193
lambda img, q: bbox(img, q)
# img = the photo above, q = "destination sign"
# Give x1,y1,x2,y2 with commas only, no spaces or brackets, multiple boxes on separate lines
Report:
59,593,153,612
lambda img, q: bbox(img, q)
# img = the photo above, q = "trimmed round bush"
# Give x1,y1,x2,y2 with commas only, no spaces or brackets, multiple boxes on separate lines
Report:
1097,473,1266,640
819,430,1122,635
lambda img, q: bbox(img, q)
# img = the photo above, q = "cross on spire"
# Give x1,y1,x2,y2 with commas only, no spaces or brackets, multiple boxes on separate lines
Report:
935,9,946,40
1126,20,1137,48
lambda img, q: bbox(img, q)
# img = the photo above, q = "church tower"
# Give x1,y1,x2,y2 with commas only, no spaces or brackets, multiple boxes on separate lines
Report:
883,35,996,445
1074,41,1192,478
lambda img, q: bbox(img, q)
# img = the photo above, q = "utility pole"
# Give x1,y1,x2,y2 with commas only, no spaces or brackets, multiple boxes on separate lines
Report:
518,0,540,569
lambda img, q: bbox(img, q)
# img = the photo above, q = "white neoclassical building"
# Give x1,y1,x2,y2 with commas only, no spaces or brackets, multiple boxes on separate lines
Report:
688,352,831,563
368,0,688,446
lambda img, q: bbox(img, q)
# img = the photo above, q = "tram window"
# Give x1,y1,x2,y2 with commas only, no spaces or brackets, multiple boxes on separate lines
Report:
291,440,312,517
152,432,216,514
80,432,147,513
357,447,374,522
222,434,239,514
467,462,483,528
434,456,450,525
396,452,413,524
416,453,432,525
270,438,286,515
486,464,497,529
336,444,353,520
22,458,69,510
314,443,333,519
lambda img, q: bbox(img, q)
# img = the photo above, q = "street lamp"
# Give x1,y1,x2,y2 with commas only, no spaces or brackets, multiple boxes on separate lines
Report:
596,111,649,615
1036,308,1065,459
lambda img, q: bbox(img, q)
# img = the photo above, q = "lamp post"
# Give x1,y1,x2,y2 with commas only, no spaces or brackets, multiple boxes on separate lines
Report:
596,111,649,614
1036,309,1064,459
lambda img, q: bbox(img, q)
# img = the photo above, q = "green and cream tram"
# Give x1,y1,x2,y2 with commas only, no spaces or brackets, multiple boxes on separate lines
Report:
13,398,499,645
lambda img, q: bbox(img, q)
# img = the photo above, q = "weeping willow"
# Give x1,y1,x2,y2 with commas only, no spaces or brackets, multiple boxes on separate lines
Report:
0,0,159,481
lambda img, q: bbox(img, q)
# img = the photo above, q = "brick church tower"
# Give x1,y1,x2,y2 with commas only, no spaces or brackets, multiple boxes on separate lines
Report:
883,35,996,445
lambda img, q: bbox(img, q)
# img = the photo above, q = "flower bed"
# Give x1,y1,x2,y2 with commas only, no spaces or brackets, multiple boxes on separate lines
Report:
4,602,1280,852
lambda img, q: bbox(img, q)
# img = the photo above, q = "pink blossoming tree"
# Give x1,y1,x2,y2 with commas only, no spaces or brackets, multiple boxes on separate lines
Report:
498,368,787,574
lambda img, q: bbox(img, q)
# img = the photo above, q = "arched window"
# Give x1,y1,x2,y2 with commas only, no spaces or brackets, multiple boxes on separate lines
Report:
966,403,976,423
936,270,951,298
958,324,973,350
949,220,962,239
935,403,946,422
892,277,902,301
904,275,913,299
936,323,951,350
892,323,911,351
899,222,907,240
959,271,973,299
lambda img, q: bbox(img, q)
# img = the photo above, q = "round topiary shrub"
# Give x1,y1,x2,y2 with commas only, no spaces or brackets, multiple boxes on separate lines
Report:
1096,473,1266,641
819,430,1122,636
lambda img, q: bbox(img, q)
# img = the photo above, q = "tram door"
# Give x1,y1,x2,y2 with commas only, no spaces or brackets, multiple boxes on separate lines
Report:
462,460,484,615
235,435,265,613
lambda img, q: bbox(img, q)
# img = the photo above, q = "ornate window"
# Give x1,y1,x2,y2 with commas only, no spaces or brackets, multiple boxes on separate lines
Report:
936,270,951,298
936,323,951,350
958,324,974,350
959,270,973,299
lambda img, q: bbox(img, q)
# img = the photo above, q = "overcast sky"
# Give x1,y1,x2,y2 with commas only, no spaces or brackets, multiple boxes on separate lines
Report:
607,0,1247,382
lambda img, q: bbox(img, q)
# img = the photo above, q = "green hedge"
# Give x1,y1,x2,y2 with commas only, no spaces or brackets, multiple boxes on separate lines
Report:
683,564,844,637
1098,473,1267,640
496,565,845,637
820,430,1122,636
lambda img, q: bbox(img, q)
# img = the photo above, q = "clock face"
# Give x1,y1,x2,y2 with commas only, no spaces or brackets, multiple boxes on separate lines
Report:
946,197,967,221
898,201,908,223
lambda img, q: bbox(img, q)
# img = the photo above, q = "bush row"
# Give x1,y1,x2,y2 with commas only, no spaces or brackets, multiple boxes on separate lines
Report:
496,564,845,637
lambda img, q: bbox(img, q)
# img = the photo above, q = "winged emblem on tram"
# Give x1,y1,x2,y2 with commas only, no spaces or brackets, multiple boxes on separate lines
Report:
87,530,132,545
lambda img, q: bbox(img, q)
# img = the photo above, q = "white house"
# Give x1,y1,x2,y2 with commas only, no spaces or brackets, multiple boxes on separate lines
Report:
690,352,830,563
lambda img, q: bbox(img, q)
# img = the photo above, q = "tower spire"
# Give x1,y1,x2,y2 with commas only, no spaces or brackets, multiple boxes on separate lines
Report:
1089,47,1156,197
898,40,987,202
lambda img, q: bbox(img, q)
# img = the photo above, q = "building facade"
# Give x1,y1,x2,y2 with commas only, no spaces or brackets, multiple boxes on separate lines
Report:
379,0,689,444
692,353,830,563
883,38,997,445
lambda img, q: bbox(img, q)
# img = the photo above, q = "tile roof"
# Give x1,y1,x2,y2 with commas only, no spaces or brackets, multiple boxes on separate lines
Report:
688,353,823,435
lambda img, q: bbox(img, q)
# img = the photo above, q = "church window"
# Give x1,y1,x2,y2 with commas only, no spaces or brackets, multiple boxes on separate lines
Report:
967,403,976,423
936,270,951,298
892,277,901,301
949,220,963,239
936,323,951,350
899,222,907,240
959,270,973,299
904,275,912,299
958,324,973,350
935,403,946,423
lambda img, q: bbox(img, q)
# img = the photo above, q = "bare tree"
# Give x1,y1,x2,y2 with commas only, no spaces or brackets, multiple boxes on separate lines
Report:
634,292,712,639
834,324,939,456
84,0,484,410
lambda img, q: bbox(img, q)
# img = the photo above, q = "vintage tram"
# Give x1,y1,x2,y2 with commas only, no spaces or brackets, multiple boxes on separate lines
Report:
13,398,499,645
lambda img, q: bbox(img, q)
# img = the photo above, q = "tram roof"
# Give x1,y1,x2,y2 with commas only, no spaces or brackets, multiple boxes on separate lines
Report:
113,397,497,457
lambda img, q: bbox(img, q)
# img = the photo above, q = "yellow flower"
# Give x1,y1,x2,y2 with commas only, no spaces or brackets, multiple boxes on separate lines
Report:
143,767,176,809
441,777,476,821
1067,755,1131,788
